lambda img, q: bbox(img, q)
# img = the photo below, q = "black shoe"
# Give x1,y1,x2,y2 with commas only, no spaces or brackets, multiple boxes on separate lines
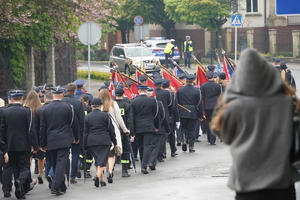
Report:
100,180,106,187
4,191,11,197
14,180,22,199
76,170,81,178
141,169,149,174
51,190,64,196
107,173,113,183
148,163,156,170
177,142,181,146
157,159,164,163
194,139,201,142
122,170,131,177
182,143,187,151
171,153,176,157
128,166,133,170
37,175,43,184
162,154,166,158
46,175,52,189
85,171,92,178
210,143,216,145
135,158,139,161
189,148,196,153
93,176,99,187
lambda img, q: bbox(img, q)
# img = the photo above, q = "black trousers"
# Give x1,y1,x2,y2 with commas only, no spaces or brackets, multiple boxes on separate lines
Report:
48,148,69,192
236,184,296,200
205,109,215,145
168,123,176,153
8,151,30,186
136,132,154,170
1,160,12,192
158,133,167,159
149,134,162,166
184,51,192,68
79,150,93,171
180,118,197,140
121,134,130,165
164,53,173,69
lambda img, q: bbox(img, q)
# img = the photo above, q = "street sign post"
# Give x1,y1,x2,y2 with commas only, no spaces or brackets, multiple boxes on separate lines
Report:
78,22,101,92
134,16,145,70
276,0,300,15
231,15,242,64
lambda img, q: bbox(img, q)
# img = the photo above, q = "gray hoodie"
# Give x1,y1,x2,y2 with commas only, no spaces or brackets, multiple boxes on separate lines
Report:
215,48,300,192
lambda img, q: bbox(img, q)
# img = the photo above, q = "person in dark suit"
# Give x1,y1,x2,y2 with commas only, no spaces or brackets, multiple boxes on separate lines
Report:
154,78,172,161
1,90,38,199
177,74,203,152
40,86,80,195
83,98,117,187
162,79,179,157
131,85,160,174
73,79,93,103
62,83,85,184
148,98,170,170
201,71,221,145
114,88,134,178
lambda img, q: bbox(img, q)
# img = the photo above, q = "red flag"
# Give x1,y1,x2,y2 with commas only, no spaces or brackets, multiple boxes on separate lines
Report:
223,59,231,82
196,66,208,86
161,70,182,91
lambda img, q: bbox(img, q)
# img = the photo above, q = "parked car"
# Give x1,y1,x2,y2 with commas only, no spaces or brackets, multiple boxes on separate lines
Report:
109,43,160,74
143,38,180,65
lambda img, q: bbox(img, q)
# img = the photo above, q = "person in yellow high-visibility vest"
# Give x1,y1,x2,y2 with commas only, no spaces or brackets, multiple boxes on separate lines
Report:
183,36,194,68
164,39,175,69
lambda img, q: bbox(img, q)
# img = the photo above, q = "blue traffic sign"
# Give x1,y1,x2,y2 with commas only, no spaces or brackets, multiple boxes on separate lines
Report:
231,15,242,26
134,15,144,25
276,0,300,15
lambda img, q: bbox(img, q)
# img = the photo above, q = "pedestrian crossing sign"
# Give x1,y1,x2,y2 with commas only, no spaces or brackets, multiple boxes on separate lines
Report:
231,15,242,26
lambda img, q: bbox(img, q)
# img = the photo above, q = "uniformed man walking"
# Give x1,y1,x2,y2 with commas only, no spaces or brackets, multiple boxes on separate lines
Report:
177,75,203,152
1,90,38,199
40,86,80,195
131,85,160,174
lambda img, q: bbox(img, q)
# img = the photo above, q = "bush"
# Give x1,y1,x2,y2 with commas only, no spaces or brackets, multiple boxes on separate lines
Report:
82,50,94,61
276,52,293,57
77,70,110,82
95,49,110,61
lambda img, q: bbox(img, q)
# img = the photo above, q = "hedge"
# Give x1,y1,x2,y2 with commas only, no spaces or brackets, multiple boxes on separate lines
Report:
77,70,110,82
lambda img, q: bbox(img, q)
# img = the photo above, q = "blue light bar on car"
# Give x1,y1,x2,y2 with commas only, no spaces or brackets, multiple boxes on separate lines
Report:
149,37,166,40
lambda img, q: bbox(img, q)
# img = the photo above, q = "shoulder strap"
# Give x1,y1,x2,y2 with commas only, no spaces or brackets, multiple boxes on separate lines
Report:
28,109,33,134
70,104,74,126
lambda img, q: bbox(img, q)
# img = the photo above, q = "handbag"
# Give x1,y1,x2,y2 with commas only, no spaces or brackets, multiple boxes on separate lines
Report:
291,96,300,169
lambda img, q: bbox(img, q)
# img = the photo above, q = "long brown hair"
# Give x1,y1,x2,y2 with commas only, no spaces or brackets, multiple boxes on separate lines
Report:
210,81,300,133
97,89,114,112
24,90,42,115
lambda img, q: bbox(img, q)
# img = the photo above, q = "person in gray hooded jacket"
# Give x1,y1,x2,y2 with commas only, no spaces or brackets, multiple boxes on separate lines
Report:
211,48,300,200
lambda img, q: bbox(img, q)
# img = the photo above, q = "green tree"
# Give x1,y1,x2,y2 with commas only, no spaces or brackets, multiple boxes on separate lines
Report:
120,0,175,38
165,0,236,51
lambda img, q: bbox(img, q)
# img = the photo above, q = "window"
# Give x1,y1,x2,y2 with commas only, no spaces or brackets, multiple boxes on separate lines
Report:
246,0,258,13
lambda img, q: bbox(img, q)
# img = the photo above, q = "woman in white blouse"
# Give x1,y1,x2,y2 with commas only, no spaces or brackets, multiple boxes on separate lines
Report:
98,88,130,184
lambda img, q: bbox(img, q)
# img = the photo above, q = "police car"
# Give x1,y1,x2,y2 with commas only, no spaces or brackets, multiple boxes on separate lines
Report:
143,37,180,65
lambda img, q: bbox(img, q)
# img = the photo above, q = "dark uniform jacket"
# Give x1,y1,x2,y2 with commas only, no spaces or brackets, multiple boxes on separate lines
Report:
1,104,38,151
177,84,203,119
35,101,51,145
62,94,84,131
83,109,117,150
74,90,93,103
201,80,222,109
115,99,133,135
113,97,131,104
156,100,170,135
0,107,7,154
155,88,172,123
40,100,79,150
131,94,160,134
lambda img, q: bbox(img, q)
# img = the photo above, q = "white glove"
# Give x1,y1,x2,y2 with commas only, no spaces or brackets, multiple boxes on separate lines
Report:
176,122,180,129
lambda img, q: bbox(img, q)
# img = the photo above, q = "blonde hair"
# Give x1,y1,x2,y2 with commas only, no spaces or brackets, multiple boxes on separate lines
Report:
24,90,42,115
97,89,114,112
210,81,300,133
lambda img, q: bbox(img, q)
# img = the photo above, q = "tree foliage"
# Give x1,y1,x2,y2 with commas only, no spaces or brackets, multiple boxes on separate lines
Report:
0,0,119,87
164,0,235,49
119,0,175,38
